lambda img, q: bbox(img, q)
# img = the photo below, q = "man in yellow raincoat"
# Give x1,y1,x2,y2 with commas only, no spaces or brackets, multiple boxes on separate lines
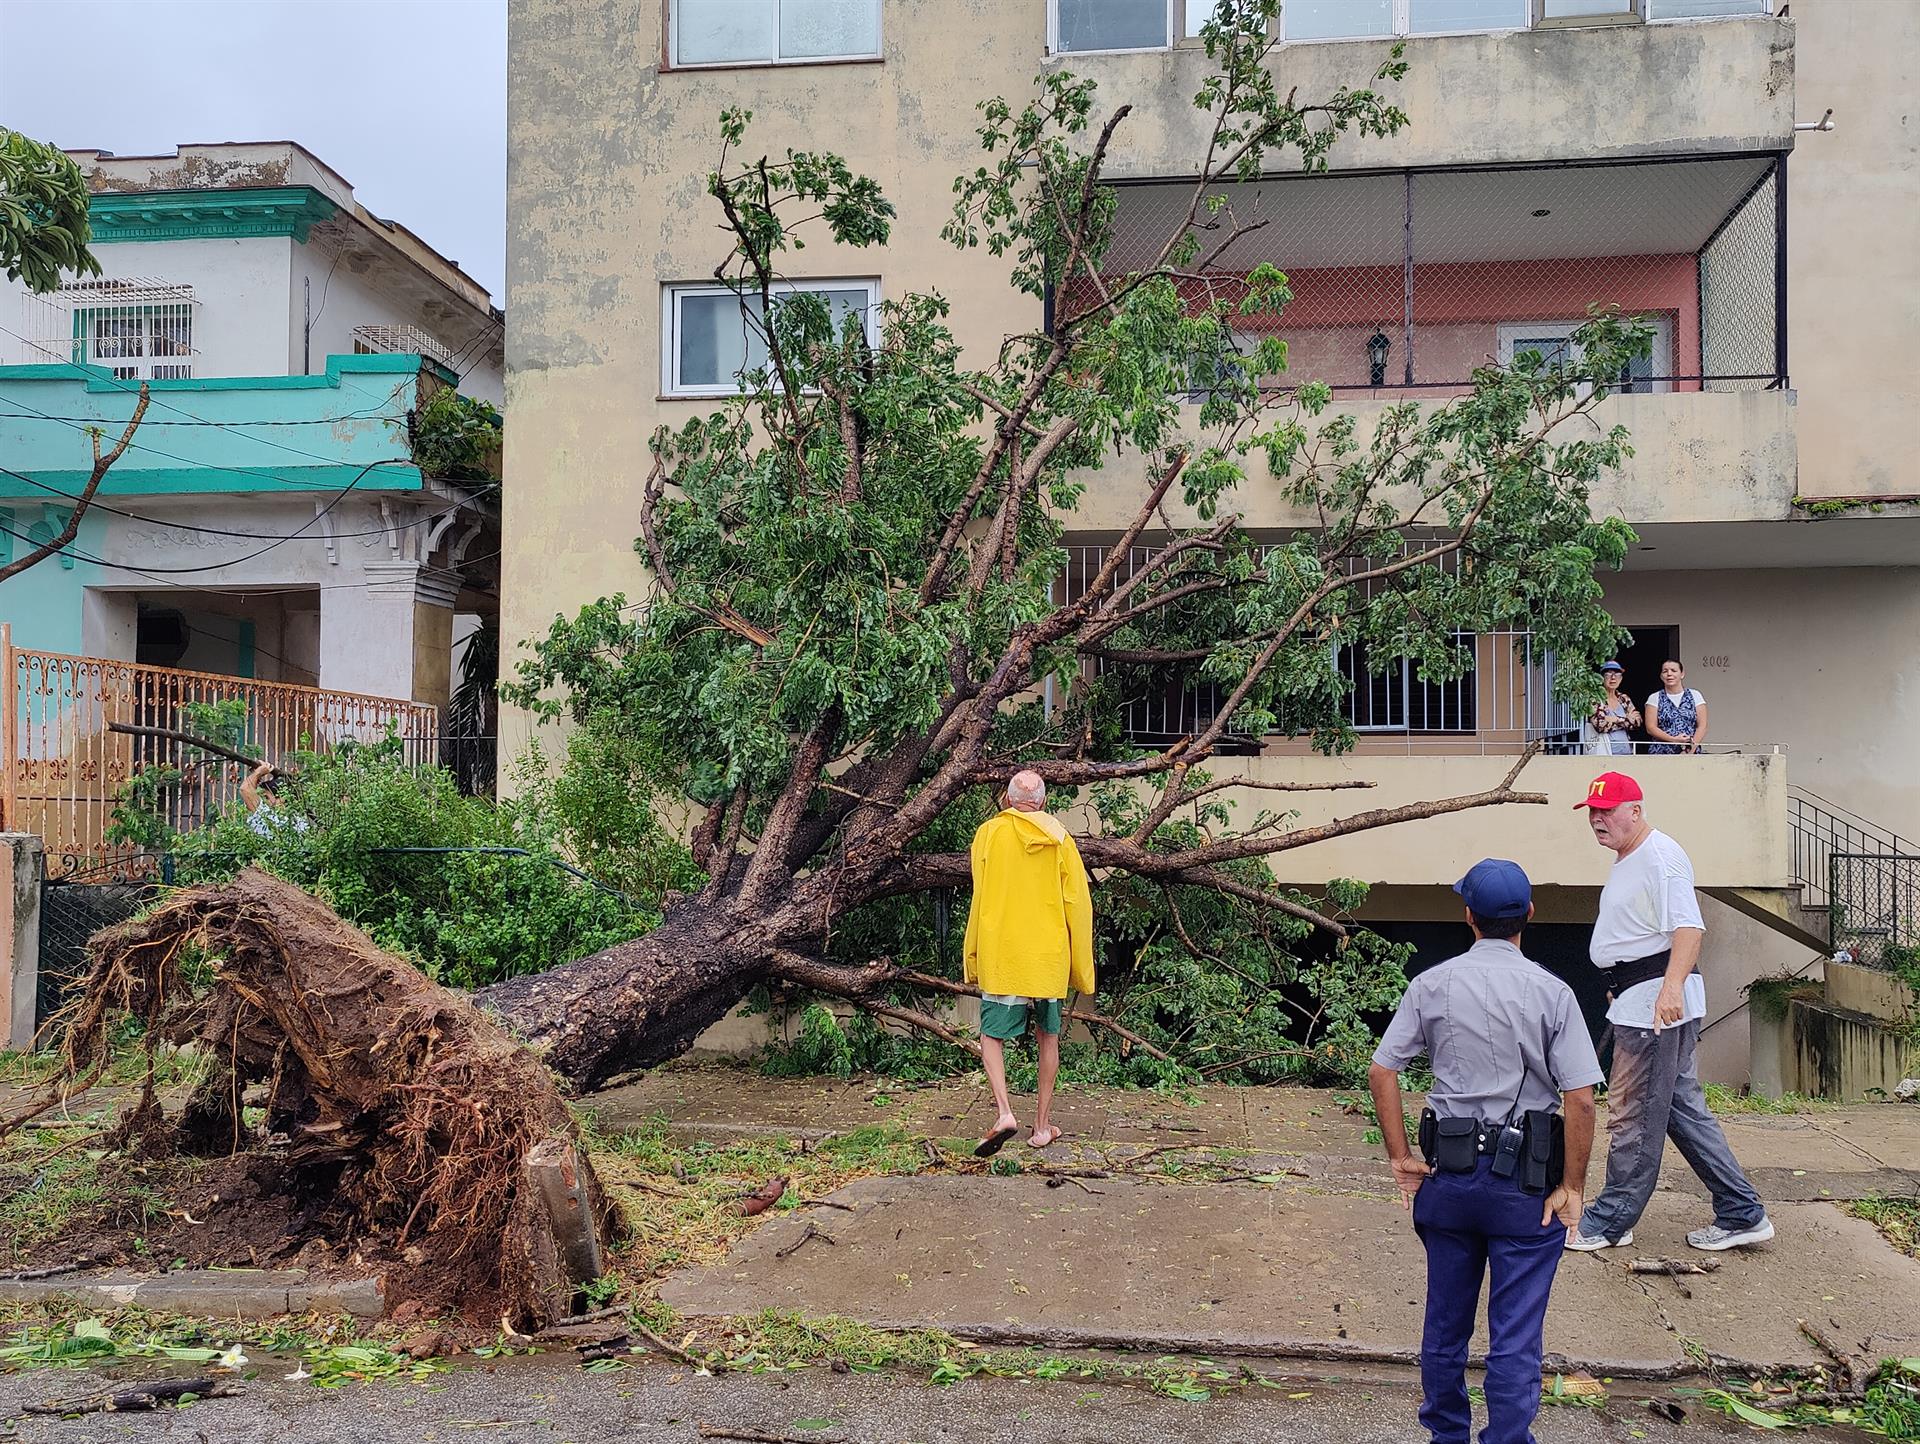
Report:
962,769,1096,1156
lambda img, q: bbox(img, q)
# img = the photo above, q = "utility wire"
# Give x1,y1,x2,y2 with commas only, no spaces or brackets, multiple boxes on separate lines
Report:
0,538,498,598
0,379,419,488
0,463,497,544
0,457,408,573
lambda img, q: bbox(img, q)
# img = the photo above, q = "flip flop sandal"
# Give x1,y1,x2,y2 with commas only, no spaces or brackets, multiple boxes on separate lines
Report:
974,1126,1019,1158
1027,1127,1063,1149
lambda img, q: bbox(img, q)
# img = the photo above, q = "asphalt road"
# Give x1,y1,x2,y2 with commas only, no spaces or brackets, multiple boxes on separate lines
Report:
0,1354,1832,1444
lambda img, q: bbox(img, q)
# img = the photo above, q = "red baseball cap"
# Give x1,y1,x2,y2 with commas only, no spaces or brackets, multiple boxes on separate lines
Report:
1574,771,1644,810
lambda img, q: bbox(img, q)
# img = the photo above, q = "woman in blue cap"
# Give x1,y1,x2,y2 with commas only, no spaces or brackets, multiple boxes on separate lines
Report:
1581,661,1640,757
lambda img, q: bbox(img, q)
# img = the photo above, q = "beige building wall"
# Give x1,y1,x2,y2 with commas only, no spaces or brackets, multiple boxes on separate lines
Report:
1602,566,1920,838
1788,0,1920,502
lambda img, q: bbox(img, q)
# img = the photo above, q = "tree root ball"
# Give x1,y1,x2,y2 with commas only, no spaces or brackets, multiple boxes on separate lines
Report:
50,867,620,1329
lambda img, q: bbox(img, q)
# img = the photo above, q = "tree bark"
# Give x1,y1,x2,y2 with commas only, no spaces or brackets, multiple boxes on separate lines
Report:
473,911,773,1089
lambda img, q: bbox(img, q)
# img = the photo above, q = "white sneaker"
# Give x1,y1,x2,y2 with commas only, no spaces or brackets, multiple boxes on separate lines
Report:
1687,1217,1775,1251
1565,1227,1632,1252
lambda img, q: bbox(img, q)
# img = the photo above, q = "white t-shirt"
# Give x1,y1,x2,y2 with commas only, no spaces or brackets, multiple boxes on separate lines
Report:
1590,828,1707,1029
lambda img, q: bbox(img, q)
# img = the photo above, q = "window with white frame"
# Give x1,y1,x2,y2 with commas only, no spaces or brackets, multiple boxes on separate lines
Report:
1496,316,1674,395
1284,0,1763,40
1050,0,1220,54
662,279,879,396
670,0,881,67
1645,0,1769,17
1283,0,1526,40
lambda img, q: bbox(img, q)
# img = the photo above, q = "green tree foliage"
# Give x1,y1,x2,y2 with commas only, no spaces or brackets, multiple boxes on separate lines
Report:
0,128,100,294
486,0,1644,1087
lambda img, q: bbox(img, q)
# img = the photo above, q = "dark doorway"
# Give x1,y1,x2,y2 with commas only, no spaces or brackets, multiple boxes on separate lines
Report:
1618,625,1678,734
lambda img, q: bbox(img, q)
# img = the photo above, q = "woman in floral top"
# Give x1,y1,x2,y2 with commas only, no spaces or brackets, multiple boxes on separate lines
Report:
1582,661,1641,756
1646,660,1709,755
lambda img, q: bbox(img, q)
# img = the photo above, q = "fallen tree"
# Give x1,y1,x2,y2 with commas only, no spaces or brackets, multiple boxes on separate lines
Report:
479,0,1638,1086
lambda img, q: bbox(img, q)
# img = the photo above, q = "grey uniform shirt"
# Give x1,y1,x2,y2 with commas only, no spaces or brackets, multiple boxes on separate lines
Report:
1372,938,1604,1121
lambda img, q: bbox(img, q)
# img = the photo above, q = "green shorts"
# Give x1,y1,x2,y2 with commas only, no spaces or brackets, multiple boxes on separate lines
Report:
979,993,1063,1041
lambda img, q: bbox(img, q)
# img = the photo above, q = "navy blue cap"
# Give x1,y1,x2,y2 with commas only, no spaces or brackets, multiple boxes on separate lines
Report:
1454,858,1533,919
1600,660,1624,673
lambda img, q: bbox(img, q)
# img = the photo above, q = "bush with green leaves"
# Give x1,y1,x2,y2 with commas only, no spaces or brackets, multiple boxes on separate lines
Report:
123,733,680,990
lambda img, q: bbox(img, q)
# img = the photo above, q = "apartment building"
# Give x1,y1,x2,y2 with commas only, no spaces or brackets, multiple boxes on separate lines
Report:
504,0,1920,1083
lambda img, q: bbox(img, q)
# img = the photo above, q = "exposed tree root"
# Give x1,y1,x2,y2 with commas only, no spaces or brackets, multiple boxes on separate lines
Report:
5,867,618,1330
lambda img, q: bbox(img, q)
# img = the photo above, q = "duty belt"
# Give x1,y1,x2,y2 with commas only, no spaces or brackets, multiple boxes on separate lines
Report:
1418,1108,1564,1195
1601,949,1694,993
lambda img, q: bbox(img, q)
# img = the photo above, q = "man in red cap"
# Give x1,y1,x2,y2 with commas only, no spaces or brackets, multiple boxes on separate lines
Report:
1568,772,1772,1253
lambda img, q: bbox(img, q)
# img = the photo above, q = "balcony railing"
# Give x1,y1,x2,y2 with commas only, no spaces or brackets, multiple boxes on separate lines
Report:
1078,153,1786,395
1,629,436,877
1056,544,1581,752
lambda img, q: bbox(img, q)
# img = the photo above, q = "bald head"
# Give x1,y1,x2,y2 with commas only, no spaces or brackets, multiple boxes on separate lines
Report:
1006,770,1046,810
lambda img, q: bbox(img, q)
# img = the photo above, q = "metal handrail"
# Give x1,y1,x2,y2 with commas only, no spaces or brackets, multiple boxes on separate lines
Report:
1788,786,1918,962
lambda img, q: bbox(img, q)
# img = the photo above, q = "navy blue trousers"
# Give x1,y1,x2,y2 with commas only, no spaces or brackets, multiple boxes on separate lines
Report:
1412,1158,1565,1444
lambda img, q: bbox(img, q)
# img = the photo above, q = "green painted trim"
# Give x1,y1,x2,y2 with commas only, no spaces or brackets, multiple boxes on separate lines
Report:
0,464,423,499
0,353,429,392
236,620,257,679
85,186,340,244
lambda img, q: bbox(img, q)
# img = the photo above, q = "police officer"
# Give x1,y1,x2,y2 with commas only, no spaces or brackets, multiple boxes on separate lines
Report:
1369,859,1603,1444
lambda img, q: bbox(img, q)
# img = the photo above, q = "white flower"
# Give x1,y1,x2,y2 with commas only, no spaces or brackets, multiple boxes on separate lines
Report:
217,1345,249,1369
284,1363,311,1382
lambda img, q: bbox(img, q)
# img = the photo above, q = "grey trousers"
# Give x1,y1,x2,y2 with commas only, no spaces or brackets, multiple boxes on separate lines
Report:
1580,1019,1767,1241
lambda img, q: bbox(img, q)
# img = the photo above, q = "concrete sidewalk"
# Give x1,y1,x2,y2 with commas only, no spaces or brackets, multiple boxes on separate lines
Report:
596,1067,1920,1379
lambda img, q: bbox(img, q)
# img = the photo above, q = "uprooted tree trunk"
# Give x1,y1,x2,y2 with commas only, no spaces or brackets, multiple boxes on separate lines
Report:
19,868,617,1329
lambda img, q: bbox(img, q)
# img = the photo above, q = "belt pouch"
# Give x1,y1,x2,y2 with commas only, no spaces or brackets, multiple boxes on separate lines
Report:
1528,1113,1559,1190
1434,1117,1478,1173
1418,1108,1438,1165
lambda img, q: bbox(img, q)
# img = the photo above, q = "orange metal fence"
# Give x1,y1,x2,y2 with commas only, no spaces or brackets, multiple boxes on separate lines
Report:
0,624,436,877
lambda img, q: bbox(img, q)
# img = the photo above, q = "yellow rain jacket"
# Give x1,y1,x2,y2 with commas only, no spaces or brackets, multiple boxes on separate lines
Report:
962,807,1096,1000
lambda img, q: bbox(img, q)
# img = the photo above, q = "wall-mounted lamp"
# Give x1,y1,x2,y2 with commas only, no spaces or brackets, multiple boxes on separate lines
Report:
1367,331,1390,388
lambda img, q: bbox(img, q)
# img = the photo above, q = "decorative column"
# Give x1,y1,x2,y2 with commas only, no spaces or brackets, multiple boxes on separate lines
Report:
317,562,461,714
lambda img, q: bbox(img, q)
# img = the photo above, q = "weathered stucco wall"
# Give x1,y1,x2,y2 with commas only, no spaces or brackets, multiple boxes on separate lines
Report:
1066,388,1798,532
1231,751,1787,893
1788,0,1920,501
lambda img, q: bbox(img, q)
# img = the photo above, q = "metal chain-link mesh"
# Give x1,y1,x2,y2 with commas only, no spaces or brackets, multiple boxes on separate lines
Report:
35,879,159,1032
1092,154,1785,394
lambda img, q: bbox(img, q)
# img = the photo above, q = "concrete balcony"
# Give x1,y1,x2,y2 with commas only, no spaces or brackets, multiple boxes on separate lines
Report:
1053,17,1794,176
1072,387,1798,532
1221,751,1789,893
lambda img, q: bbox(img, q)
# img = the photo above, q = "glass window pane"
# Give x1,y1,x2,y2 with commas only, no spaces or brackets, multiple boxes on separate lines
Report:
1409,0,1529,32
677,285,872,390
1182,0,1221,36
1285,0,1393,40
1541,0,1635,16
675,0,775,65
678,292,756,387
1647,0,1767,17
92,315,142,359
1055,0,1171,52
779,0,879,58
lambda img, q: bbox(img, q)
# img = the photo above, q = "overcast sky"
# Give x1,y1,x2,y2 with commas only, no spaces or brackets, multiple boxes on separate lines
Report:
0,0,506,302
